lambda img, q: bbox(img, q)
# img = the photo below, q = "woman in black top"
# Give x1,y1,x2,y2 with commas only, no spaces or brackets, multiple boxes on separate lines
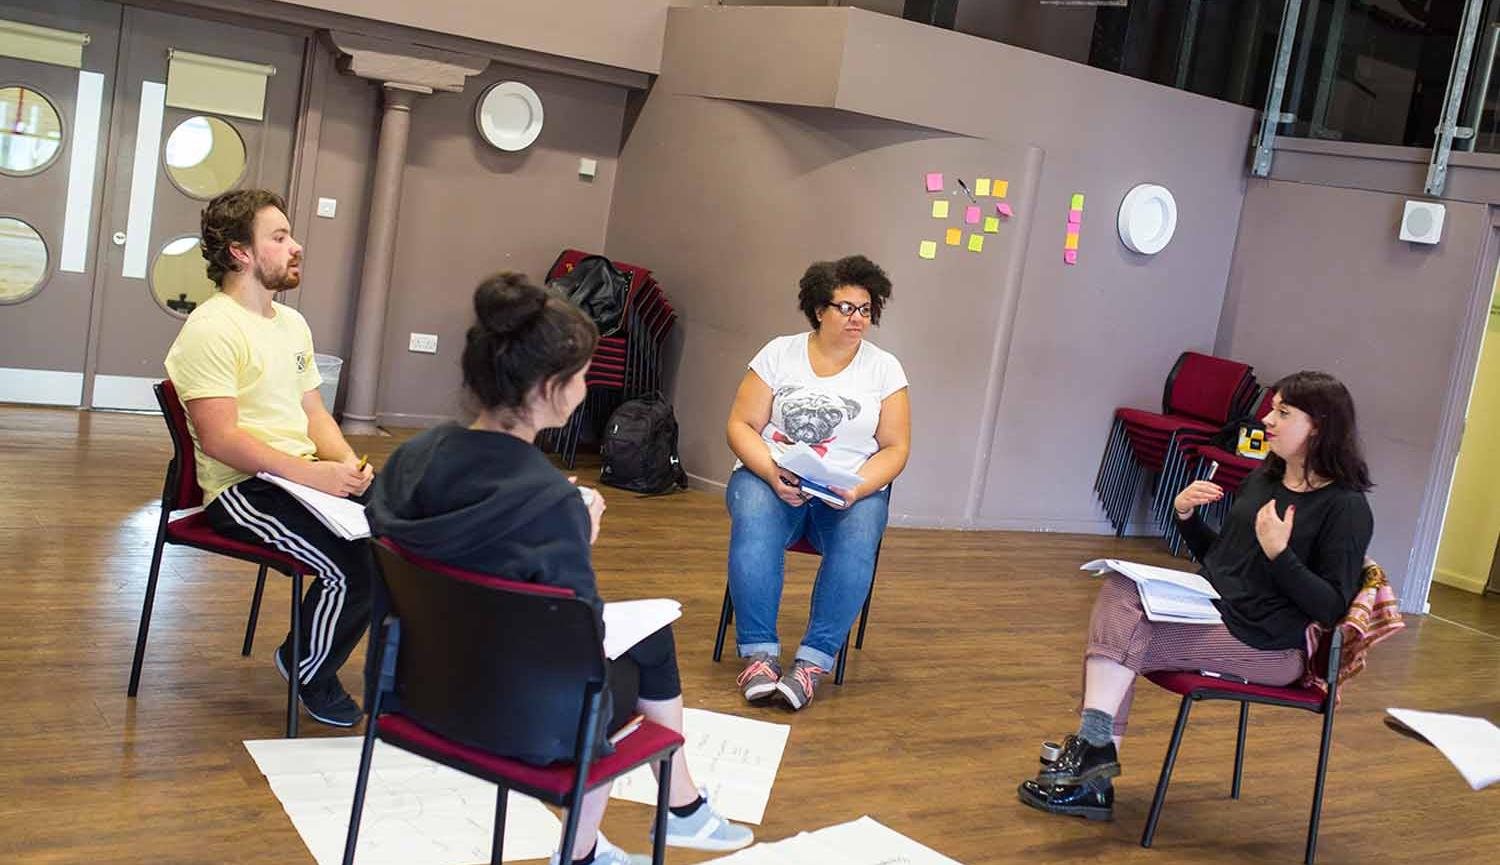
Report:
367,274,751,865
1019,371,1374,821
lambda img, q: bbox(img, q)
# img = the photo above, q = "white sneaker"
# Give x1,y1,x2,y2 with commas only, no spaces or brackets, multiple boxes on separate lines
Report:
651,787,755,852
548,832,650,865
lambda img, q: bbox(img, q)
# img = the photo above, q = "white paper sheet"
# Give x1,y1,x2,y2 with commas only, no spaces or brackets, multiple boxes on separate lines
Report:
609,709,790,824
602,598,682,660
256,471,371,540
772,441,865,490
245,737,561,864
1082,558,1222,624
1386,708,1500,790
701,816,965,865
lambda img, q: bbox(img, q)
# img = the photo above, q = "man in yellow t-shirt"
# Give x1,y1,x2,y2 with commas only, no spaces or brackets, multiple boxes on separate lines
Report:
164,189,372,728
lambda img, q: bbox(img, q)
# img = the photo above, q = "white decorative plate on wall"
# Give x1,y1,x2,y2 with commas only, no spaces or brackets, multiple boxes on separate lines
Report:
1116,183,1177,255
475,81,544,152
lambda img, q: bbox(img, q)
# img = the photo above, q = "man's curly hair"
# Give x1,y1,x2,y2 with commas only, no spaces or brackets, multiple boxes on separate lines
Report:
200,189,287,287
797,254,893,329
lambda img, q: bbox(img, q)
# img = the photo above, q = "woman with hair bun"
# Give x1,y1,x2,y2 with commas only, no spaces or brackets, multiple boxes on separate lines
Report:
369,273,752,865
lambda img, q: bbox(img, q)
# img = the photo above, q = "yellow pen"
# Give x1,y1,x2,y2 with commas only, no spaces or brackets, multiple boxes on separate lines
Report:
356,454,369,471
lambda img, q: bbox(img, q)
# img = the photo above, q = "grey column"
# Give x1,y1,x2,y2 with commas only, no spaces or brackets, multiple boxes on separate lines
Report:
341,84,419,434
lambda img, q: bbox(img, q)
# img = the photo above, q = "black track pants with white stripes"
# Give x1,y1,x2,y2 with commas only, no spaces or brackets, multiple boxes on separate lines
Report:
206,477,374,686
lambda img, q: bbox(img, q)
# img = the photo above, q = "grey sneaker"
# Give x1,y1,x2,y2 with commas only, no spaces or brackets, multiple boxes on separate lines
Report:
548,832,649,865
776,659,827,710
736,653,782,701
652,788,754,851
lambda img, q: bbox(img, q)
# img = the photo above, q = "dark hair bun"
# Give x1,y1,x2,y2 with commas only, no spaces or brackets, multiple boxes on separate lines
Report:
474,272,548,338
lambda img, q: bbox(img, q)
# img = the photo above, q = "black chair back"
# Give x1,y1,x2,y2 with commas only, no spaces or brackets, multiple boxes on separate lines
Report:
371,539,608,760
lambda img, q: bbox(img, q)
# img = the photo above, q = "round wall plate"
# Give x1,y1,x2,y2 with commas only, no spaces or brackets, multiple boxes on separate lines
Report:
1116,183,1177,255
475,81,544,152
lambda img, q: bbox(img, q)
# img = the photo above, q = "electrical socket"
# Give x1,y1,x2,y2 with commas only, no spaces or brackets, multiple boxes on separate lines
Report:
408,332,438,354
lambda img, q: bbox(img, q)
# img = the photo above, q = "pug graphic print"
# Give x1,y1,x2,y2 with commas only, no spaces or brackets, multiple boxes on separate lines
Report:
747,332,909,480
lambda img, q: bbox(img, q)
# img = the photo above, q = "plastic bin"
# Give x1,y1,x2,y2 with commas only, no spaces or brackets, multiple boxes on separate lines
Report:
314,353,343,413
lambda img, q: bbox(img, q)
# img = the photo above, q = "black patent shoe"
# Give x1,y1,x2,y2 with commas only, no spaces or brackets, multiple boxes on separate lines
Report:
1036,734,1121,787
1017,777,1115,821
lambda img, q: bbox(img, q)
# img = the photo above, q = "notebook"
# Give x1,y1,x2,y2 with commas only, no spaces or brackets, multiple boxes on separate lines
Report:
771,442,864,506
1081,559,1222,624
255,472,371,540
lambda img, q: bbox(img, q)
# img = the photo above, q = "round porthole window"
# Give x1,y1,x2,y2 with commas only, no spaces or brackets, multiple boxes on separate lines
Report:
164,116,246,199
150,235,216,317
0,86,65,176
0,216,49,304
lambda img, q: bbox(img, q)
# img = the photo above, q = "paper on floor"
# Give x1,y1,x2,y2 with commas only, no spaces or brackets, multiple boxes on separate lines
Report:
609,709,790,824
1386,708,1500,790
701,815,965,865
245,736,561,864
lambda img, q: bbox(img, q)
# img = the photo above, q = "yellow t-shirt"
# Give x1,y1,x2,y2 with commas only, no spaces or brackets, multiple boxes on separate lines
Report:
164,293,323,503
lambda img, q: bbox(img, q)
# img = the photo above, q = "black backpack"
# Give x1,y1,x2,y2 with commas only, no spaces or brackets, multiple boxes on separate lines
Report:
599,395,687,494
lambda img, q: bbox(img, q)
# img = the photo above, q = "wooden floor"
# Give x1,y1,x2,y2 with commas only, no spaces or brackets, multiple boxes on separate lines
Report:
2,405,1497,865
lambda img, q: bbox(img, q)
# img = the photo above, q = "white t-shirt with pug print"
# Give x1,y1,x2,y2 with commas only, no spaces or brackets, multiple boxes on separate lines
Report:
746,332,909,479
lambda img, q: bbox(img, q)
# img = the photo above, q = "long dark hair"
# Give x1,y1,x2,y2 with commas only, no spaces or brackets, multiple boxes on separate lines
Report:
460,272,598,421
1264,371,1372,491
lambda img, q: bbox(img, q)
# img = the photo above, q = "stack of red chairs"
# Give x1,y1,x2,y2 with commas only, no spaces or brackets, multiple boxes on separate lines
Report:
543,250,678,468
1158,387,1275,556
1094,352,1257,538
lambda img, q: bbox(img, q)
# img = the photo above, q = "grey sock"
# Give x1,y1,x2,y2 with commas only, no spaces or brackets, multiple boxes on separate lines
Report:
1078,709,1114,747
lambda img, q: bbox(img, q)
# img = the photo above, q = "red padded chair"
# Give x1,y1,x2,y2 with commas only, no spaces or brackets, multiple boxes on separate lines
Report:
128,380,310,737
710,533,880,686
345,540,684,865
1140,626,1346,864
1095,352,1256,535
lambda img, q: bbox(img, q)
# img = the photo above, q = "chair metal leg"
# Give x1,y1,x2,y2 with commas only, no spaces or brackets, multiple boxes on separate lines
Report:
712,586,733,663
243,565,268,656
834,638,849,686
652,755,673,865
1232,702,1249,799
128,535,169,697
1305,705,1338,865
855,559,877,651
340,702,382,865
1141,695,1195,848
491,785,508,865
288,572,302,739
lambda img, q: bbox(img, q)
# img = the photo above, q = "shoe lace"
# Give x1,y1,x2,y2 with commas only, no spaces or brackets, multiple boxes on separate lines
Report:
737,659,778,687
793,663,826,693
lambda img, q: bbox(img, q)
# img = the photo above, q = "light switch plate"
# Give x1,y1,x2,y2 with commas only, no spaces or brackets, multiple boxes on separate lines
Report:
578,157,598,178
316,197,338,218
408,332,438,354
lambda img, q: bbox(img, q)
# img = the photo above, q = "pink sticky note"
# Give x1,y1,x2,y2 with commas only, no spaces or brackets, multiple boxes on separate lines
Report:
1068,209,1083,225
965,205,981,225
996,203,1013,218
1064,250,1078,265
925,173,944,192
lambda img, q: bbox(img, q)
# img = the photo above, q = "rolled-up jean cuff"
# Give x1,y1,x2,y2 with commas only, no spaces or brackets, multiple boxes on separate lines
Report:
795,644,838,671
737,642,780,659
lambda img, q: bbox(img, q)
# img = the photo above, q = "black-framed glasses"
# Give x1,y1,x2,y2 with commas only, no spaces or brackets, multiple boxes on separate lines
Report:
825,301,873,319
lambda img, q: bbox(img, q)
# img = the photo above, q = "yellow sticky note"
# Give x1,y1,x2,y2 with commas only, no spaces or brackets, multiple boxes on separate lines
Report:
967,234,984,253
983,216,1000,233
976,178,991,197
1071,193,1085,210
919,240,937,260
946,227,963,246
932,199,950,219
995,180,1009,198
1065,232,1079,250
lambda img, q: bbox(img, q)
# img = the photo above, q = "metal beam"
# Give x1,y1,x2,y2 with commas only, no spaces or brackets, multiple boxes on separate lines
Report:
1425,0,1486,196
1251,0,1304,177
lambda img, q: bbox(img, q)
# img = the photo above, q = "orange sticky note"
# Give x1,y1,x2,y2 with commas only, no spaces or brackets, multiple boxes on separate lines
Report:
1065,233,1079,251
946,227,963,246
967,234,984,253
994,180,1009,198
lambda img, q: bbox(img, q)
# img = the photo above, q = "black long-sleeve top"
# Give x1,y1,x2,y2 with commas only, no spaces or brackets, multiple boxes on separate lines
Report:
1178,468,1373,651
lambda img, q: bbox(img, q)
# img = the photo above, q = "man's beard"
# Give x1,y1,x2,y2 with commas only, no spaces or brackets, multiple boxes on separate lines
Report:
255,259,301,292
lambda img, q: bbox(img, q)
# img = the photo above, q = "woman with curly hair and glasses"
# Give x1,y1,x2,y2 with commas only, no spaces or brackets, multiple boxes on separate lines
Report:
723,255,911,710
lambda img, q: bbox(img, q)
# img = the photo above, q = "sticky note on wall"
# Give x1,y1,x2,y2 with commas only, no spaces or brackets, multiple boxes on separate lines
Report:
967,234,984,252
965,205,981,225
994,180,1009,198
1065,232,1079,250
984,216,1000,233
919,240,937,260
1071,193,1085,210
946,227,962,246
926,173,944,192
976,178,991,197
932,200,950,219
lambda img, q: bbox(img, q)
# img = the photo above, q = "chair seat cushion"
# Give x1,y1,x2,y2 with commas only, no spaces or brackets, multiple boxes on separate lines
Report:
1116,408,1219,435
165,511,307,573
787,537,817,555
377,713,684,800
1146,671,1323,708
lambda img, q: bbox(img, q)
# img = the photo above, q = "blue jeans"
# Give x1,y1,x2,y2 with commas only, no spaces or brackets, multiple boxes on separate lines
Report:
725,467,890,670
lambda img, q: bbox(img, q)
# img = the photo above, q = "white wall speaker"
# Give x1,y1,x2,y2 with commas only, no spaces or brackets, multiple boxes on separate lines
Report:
1399,200,1445,245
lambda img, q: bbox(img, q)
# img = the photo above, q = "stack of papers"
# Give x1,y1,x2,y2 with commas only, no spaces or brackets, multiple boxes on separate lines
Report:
256,472,370,540
1386,708,1500,790
1082,559,1222,624
601,598,682,660
771,442,863,506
